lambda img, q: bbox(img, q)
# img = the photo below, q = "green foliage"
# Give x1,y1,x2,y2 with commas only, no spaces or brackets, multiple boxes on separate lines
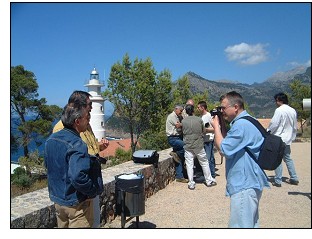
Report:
12,174,33,189
103,54,172,153
107,148,132,166
139,128,170,151
171,75,192,108
18,150,46,175
11,65,62,157
289,79,311,133
11,167,33,189
115,148,132,162
12,166,27,178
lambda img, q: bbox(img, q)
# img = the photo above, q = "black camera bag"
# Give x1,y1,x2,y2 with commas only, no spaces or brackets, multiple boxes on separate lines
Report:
238,116,285,171
132,150,159,168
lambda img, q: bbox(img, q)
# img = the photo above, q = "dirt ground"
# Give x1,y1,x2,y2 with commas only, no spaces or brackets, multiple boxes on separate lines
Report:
104,141,311,230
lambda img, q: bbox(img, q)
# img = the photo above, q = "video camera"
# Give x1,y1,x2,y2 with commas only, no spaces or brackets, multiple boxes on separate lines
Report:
210,107,222,117
210,106,227,138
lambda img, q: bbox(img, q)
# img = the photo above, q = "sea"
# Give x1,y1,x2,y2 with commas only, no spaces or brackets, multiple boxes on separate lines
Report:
10,116,57,163
11,114,114,163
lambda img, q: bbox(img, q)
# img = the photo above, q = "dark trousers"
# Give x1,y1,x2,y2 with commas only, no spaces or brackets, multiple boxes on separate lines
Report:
168,136,186,179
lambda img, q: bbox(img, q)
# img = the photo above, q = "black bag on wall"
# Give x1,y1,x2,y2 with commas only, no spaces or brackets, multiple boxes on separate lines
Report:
132,150,159,168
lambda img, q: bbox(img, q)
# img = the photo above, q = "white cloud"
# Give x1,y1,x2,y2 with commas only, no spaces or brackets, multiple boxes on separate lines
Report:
287,59,311,68
224,42,269,65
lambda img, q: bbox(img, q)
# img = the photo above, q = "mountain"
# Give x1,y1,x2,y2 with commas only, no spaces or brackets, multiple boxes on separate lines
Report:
186,66,311,118
104,65,310,132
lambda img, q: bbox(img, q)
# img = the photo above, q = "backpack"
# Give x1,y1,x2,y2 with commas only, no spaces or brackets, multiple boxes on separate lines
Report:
238,116,286,170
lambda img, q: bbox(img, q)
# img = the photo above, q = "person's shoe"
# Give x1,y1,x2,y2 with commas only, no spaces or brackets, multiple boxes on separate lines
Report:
170,151,181,163
176,178,188,183
205,181,217,187
188,184,195,190
271,181,282,187
286,179,299,185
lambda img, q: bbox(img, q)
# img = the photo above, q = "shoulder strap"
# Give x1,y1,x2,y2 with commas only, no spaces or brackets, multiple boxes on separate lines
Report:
235,116,266,162
239,116,268,138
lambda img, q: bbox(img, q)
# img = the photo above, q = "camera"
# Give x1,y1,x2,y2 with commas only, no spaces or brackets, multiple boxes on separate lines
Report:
210,107,222,117
90,154,107,164
204,122,210,128
97,156,107,164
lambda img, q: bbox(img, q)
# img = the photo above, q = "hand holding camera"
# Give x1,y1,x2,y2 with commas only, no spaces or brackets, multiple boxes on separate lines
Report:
210,106,227,137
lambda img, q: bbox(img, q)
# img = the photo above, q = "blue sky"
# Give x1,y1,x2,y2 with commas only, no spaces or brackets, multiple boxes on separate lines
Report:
2,2,311,236
9,2,312,114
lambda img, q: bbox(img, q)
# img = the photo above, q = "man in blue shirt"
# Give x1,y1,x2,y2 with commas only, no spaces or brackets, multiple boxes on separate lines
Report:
211,91,270,228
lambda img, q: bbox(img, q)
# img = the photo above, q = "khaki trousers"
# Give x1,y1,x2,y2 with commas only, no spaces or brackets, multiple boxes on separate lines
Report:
55,198,94,228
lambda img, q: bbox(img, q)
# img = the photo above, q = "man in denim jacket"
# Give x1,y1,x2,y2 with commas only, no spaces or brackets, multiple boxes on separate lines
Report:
45,104,103,228
53,91,109,227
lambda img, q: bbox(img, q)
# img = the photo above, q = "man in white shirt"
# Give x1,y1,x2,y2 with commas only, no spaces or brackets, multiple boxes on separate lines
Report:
267,92,299,187
197,100,216,178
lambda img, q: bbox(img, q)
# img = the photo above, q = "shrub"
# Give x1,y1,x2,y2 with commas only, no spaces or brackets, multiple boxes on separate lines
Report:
12,173,33,189
115,147,132,163
12,166,27,179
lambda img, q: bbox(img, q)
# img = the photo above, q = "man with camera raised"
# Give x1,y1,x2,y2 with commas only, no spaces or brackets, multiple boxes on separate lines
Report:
210,91,269,228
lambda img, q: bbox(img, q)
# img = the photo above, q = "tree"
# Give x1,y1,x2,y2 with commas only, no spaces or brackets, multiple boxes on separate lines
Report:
170,75,192,109
11,65,62,161
103,54,172,153
171,75,217,114
289,79,311,134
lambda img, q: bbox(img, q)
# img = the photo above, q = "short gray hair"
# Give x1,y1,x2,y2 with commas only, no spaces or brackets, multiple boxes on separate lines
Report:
61,104,86,128
174,104,184,110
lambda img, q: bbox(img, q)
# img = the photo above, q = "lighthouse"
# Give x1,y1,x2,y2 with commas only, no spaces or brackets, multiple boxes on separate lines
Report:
84,67,105,141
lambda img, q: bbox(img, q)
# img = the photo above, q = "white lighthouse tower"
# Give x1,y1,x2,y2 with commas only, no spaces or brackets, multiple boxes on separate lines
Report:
84,67,105,141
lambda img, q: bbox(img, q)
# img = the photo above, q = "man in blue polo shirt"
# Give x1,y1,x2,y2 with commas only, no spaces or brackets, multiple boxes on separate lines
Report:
211,91,270,228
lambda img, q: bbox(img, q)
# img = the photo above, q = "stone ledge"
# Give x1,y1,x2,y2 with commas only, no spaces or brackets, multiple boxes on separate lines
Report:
11,148,175,228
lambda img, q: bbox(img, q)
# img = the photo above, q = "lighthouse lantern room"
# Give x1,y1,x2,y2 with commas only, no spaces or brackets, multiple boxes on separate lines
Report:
84,67,105,141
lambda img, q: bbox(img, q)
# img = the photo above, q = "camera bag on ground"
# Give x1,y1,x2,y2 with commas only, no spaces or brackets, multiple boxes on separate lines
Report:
132,150,159,168
237,116,286,170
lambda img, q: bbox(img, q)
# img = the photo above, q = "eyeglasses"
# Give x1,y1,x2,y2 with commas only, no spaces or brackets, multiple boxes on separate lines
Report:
219,105,232,111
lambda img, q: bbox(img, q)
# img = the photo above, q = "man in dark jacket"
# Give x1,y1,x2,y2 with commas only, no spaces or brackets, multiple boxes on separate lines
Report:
44,103,102,228
53,90,109,227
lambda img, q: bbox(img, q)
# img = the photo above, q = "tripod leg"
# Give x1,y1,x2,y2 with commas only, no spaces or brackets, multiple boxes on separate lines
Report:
136,216,139,228
121,190,126,228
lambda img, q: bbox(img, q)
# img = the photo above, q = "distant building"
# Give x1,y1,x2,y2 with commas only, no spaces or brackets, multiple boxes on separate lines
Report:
84,67,105,140
99,138,132,158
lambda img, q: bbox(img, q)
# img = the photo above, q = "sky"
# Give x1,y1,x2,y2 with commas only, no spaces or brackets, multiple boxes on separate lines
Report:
7,2,311,114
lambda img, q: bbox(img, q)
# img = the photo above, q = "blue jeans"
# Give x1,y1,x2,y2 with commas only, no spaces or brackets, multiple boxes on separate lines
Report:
168,136,185,179
204,141,216,178
229,188,262,228
274,145,299,184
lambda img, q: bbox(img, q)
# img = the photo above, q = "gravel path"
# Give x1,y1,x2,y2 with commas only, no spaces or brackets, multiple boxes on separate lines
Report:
104,141,311,229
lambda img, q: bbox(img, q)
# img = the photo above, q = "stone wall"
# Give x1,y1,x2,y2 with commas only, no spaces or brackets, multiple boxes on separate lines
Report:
11,148,175,228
